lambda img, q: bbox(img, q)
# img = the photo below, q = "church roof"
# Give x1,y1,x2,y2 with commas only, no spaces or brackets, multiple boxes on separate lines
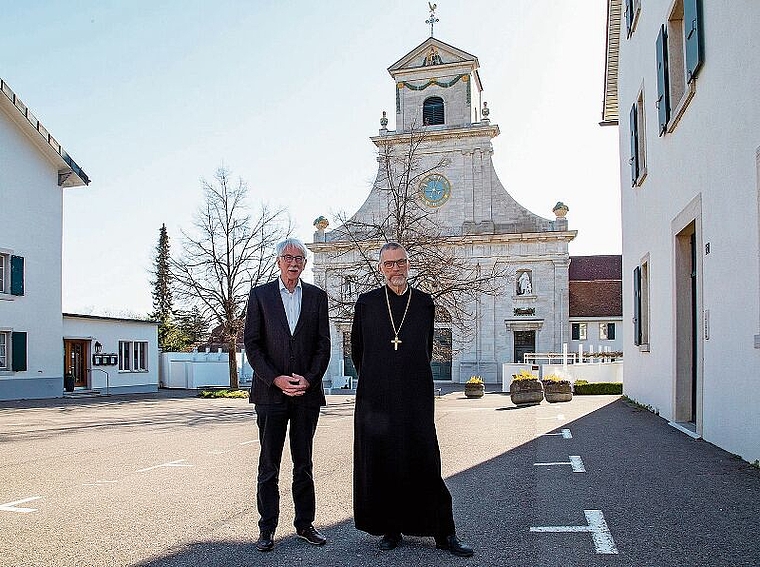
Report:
569,255,622,318
601,0,622,125
387,37,479,79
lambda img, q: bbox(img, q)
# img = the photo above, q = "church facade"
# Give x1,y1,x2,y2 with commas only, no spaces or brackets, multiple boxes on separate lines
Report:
308,37,576,384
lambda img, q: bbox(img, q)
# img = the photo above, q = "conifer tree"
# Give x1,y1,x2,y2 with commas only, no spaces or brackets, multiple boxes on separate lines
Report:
150,223,176,351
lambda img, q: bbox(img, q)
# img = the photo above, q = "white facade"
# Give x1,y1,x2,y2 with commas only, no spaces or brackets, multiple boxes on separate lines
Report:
63,315,159,394
310,38,576,385
0,79,89,400
604,0,760,461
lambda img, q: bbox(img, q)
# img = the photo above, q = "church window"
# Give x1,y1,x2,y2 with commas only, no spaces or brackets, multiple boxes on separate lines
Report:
423,96,444,125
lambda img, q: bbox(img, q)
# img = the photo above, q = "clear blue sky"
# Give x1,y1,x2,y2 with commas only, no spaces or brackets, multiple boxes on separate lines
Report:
0,1,620,316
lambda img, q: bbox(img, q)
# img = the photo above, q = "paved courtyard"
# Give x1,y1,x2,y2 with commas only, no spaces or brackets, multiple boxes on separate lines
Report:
1,389,758,566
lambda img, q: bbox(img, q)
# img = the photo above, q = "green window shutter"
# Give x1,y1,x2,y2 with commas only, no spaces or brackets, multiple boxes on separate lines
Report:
10,255,24,296
571,324,580,341
633,267,642,346
11,332,27,371
624,0,634,37
629,103,639,185
608,323,616,341
655,25,670,135
684,0,703,83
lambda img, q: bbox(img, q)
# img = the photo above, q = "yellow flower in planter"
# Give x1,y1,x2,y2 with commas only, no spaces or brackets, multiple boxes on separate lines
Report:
512,369,539,381
466,376,484,385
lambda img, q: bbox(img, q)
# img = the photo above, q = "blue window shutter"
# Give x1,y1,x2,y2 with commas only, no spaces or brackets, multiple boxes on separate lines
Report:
624,0,634,36
571,324,580,341
684,0,703,83
633,267,642,346
655,25,670,135
11,332,27,371
608,323,616,340
10,255,24,296
629,103,639,185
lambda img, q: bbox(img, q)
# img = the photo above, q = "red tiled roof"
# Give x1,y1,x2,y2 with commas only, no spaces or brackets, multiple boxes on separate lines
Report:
569,255,622,281
569,280,622,317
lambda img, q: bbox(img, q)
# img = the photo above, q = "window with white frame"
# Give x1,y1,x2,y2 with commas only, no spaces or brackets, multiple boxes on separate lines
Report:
119,341,148,371
599,323,616,341
0,332,7,370
634,260,650,348
0,255,5,294
0,252,24,297
655,0,704,135
624,0,641,37
571,323,587,341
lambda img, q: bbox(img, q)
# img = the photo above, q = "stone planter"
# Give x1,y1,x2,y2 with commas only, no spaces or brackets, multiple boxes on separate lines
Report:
543,381,573,403
509,378,543,406
464,383,485,398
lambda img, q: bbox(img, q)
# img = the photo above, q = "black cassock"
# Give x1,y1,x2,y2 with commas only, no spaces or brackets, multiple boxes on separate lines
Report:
351,285,455,537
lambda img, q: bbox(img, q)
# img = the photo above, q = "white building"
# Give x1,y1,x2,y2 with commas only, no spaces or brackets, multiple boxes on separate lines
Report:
602,0,760,461
0,78,157,400
310,36,576,385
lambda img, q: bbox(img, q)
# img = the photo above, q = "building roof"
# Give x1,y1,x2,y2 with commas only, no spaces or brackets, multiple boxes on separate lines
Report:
568,255,622,318
0,78,90,187
63,313,158,325
601,0,621,125
570,280,623,318
569,255,622,281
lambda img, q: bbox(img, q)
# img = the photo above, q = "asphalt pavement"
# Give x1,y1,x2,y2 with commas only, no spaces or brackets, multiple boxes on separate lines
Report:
0,387,758,567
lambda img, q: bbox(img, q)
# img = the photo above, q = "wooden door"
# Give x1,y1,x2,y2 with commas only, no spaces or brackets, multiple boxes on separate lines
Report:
64,340,88,388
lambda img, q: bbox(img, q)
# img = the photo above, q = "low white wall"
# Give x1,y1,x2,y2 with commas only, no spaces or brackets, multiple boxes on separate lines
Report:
543,361,623,384
501,363,541,392
160,351,252,389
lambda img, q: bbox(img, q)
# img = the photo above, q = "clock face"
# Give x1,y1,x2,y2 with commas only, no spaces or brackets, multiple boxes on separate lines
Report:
419,173,451,207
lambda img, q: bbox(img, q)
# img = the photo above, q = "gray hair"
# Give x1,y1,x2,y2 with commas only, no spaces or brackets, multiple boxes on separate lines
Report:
275,238,308,259
378,241,407,261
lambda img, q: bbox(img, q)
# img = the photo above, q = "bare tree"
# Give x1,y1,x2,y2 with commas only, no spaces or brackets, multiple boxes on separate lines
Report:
172,166,290,388
329,124,509,347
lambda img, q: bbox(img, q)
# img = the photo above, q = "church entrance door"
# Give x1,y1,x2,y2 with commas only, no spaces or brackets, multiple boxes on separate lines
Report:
513,331,535,363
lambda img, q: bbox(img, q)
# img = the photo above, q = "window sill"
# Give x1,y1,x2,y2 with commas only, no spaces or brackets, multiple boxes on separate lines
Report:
666,81,697,134
638,343,650,352
512,294,537,301
118,370,149,374
0,294,14,302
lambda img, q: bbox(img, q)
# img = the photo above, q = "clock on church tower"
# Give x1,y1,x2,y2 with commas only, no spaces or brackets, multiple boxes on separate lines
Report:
419,173,451,207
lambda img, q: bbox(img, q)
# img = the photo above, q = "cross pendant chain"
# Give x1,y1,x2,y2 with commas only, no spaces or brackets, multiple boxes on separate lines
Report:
384,286,412,352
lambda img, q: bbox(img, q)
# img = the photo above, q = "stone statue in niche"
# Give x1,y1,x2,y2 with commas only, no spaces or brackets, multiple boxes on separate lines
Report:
423,46,443,66
517,271,532,295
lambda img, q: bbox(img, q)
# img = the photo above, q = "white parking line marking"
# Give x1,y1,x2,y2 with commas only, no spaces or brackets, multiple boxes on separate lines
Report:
544,428,572,439
533,455,586,472
0,496,42,513
208,450,232,455
137,459,193,473
530,510,618,554
538,414,566,421
82,480,119,487
240,440,258,445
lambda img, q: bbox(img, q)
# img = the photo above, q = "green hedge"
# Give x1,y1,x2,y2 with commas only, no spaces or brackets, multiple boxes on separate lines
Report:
573,381,623,395
197,389,250,399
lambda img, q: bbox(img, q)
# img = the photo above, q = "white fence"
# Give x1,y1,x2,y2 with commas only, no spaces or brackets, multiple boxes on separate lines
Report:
159,350,253,389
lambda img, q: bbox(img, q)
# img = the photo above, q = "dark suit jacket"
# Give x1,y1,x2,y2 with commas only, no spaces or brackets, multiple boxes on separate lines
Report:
243,279,331,406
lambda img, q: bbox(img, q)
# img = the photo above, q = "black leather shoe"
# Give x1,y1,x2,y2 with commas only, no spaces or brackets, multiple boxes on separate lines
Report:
378,533,402,550
296,525,327,546
435,534,474,557
256,531,274,552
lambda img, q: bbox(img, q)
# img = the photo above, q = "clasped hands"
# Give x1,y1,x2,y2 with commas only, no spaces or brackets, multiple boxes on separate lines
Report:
274,373,309,396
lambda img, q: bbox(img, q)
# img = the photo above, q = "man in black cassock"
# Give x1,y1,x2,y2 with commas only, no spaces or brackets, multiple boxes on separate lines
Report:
351,242,473,557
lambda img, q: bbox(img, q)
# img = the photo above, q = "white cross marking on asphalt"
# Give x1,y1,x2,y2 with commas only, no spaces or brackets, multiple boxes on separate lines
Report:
0,496,42,513
533,455,586,472
137,459,193,473
544,428,572,438
530,510,618,554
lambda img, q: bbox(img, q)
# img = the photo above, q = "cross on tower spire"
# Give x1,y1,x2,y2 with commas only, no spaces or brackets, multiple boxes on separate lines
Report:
425,3,439,37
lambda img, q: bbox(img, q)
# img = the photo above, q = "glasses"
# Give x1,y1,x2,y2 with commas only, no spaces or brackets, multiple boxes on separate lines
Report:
382,258,408,269
280,254,305,264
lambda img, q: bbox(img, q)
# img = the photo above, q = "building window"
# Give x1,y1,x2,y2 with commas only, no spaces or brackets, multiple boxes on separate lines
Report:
655,0,703,135
0,253,24,296
600,323,616,340
571,323,587,341
629,89,647,186
0,332,7,370
624,0,641,37
633,260,650,347
119,341,148,371
423,96,444,125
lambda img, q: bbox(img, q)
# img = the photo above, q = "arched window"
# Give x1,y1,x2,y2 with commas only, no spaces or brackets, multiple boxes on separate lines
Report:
423,96,444,125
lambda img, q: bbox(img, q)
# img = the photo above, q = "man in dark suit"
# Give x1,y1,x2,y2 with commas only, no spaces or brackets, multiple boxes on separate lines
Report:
244,238,331,552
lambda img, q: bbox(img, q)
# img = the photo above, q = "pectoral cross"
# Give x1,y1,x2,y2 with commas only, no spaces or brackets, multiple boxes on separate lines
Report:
391,336,402,351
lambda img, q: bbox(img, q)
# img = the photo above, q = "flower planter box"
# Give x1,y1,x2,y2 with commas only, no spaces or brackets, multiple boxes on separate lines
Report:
464,384,485,398
509,378,543,406
543,381,573,403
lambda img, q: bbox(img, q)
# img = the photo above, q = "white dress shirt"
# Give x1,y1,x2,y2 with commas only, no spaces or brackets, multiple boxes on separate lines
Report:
278,277,302,334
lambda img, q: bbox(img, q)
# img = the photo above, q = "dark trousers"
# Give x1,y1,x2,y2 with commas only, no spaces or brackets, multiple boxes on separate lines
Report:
255,401,320,533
